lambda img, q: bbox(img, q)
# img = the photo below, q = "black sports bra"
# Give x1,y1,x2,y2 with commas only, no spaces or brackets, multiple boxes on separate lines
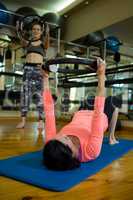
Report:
26,41,45,57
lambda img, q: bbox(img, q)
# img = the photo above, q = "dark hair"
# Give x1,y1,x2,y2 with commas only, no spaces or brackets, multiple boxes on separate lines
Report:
31,19,44,31
31,21,42,29
43,140,80,171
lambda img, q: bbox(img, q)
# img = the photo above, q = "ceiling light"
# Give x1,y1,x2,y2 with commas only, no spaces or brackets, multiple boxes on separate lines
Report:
56,0,76,12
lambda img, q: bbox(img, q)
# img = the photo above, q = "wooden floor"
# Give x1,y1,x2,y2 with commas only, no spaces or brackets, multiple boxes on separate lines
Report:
0,117,133,200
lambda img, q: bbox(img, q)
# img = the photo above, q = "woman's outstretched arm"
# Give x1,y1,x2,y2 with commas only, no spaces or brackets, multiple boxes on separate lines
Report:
85,59,107,160
96,58,106,97
43,71,56,143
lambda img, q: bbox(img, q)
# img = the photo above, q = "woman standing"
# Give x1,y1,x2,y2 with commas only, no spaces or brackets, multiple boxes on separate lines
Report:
16,20,49,129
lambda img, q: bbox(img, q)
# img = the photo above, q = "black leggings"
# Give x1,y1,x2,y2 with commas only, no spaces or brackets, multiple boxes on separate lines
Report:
104,96,122,123
79,96,122,124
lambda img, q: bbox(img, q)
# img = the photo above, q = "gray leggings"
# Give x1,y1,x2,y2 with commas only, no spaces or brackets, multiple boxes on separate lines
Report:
20,64,44,120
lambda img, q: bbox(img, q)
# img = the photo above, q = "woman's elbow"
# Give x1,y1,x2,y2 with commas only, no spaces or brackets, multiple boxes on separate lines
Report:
90,148,101,160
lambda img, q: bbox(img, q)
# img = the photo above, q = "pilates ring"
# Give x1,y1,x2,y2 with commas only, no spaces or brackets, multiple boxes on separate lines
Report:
42,57,97,73
16,15,44,41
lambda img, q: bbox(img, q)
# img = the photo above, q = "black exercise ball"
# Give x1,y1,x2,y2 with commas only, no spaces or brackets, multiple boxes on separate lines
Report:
75,31,105,58
41,12,64,38
13,7,38,26
84,31,104,46
41,12,62,27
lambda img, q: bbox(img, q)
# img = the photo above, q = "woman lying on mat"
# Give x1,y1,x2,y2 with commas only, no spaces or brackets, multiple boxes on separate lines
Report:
42,58,118,171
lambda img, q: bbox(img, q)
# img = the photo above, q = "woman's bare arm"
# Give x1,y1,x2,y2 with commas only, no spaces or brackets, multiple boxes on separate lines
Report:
96,59,106,97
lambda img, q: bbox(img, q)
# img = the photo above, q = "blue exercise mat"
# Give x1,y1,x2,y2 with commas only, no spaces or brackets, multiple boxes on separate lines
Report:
0,138,133,191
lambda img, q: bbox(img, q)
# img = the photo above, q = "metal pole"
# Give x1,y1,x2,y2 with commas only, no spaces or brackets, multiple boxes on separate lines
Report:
45,21,59,28
0,8,24,17
50,37,88,49
86,47,90,58
0,22,16,30
57,28,61,54
0,9,62,29
103,40,106,60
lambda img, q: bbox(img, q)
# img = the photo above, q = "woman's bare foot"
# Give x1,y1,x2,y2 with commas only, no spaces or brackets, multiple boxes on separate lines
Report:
16,117,26,129
16,121,25,129
109,136,119,145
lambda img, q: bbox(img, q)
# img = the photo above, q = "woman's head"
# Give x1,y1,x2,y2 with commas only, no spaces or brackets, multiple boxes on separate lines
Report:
43,140,80,171
31,22,43,39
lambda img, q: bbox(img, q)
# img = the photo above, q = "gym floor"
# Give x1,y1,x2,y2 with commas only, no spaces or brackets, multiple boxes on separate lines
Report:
0,116,133,200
